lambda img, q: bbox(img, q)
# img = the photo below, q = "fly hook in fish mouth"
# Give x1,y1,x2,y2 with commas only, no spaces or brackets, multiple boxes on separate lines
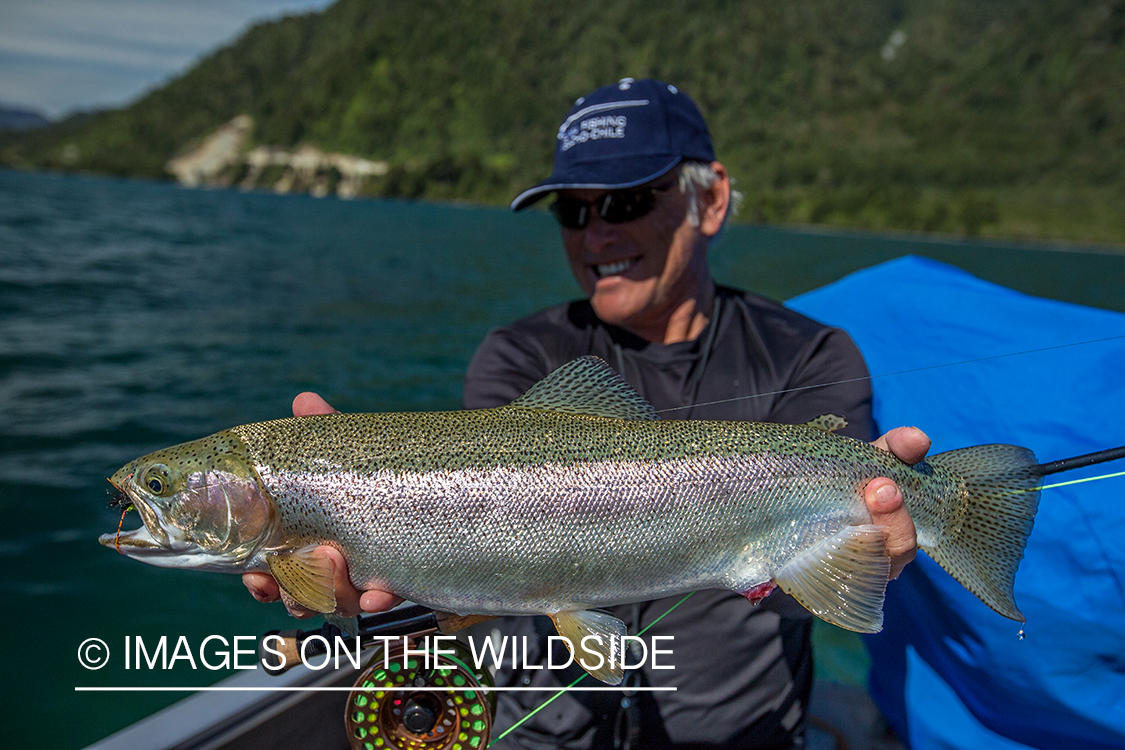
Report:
106,475,134,511
106,479,135,554
107,488,132,511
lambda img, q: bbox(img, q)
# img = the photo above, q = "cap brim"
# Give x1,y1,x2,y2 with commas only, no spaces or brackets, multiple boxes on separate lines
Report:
510,155,683,211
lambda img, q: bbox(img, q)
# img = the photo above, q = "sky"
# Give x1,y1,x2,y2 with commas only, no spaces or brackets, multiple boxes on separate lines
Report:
0,0,335,119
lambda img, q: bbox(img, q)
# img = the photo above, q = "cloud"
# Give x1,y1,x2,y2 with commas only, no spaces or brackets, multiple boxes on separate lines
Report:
0,51,180,117
0,0,334,117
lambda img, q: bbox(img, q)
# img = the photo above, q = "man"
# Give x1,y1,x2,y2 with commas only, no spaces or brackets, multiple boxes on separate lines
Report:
244,78,927,748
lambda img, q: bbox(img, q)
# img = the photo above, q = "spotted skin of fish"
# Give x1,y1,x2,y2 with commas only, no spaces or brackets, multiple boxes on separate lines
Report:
101,357,1042,684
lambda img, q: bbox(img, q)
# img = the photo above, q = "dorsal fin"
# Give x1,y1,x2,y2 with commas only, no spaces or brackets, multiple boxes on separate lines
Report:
508,356,659,421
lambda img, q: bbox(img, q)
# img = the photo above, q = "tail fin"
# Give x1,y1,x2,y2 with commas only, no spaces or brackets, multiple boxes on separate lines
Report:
920,445,1041,621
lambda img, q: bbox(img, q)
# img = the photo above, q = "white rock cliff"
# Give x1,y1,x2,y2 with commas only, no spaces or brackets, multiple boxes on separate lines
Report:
166,115,388,198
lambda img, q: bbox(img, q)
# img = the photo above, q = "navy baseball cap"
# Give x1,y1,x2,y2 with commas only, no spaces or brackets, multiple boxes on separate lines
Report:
510,78,715,211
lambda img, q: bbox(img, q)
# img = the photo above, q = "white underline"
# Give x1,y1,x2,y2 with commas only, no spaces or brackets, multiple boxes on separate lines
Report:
74,686,677,692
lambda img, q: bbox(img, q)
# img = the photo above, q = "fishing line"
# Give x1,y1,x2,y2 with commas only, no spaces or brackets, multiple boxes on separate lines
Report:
487,671,588,746
114,508,128,554
654,333,1125,415
488,592,695,747
1040,471,1125,491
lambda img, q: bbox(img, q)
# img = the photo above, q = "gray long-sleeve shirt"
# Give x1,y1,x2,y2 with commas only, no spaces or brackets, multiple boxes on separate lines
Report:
461,285,874,750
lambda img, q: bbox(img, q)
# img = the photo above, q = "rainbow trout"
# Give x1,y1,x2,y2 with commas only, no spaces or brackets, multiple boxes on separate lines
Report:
101,357,1041,684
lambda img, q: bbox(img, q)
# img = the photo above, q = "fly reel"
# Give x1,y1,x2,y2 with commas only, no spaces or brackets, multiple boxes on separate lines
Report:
346,638,495,750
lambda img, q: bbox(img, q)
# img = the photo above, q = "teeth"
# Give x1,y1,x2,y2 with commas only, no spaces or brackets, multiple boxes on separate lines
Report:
596,259,635,277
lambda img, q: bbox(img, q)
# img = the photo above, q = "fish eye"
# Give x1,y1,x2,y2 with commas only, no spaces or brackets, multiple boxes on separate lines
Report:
143,465,171,496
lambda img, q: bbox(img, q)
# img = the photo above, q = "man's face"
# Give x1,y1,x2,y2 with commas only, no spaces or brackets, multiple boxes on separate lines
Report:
558,174,710,340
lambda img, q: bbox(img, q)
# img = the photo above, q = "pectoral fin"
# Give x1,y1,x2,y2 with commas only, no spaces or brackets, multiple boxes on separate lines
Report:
550,610,627,685
775,524,889,633
266,546,337,614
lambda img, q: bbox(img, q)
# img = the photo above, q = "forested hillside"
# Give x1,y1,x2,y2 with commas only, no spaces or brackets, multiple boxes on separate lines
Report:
2,0,1122,243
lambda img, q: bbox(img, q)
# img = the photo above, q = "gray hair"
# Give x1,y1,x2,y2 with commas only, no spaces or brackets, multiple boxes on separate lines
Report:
678,160,743,230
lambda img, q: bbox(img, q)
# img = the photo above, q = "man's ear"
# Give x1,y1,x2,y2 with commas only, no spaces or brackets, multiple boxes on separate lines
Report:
698,161,731,237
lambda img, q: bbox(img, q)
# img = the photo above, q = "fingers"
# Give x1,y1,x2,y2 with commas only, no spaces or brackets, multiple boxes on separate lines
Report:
243,572,280,603
864,477,917,580
293,392,338,417
243,565,321,619
866,426,929,580
864,425,927,580
872,426,931,465
319,546,403,615
362,590,405,613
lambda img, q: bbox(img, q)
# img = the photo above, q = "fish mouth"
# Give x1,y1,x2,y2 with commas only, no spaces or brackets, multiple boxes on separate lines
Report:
100,477,171,553
99,527,163,551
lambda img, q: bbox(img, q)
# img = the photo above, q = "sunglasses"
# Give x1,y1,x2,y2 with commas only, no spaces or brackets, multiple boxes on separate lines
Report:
549,182,675,230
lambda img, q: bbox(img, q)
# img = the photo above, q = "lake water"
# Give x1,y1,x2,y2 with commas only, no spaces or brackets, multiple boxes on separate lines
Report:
1,168,1121,748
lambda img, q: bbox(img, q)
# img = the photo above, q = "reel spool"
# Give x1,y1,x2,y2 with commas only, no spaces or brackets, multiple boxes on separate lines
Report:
346,638,495,750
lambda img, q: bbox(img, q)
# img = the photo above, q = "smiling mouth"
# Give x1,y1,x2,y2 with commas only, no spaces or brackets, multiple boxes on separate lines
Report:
594,258,639,277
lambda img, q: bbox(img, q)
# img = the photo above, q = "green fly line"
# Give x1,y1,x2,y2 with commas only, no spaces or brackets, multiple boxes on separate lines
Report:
488,592,696,747
1041,470,1125,491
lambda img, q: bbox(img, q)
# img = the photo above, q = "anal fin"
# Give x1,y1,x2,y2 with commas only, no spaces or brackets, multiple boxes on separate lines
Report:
550,610,627,685
775,525,889,633
267,546,337,614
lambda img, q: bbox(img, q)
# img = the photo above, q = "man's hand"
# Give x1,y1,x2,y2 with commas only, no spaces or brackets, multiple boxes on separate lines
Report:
866,426,931,580
241,392,403,618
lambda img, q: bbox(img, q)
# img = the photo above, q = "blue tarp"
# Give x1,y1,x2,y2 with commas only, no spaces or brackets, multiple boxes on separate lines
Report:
788,256,1125,750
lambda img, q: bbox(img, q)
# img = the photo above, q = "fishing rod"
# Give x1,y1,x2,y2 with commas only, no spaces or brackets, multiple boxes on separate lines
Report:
1034,445,1125,476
